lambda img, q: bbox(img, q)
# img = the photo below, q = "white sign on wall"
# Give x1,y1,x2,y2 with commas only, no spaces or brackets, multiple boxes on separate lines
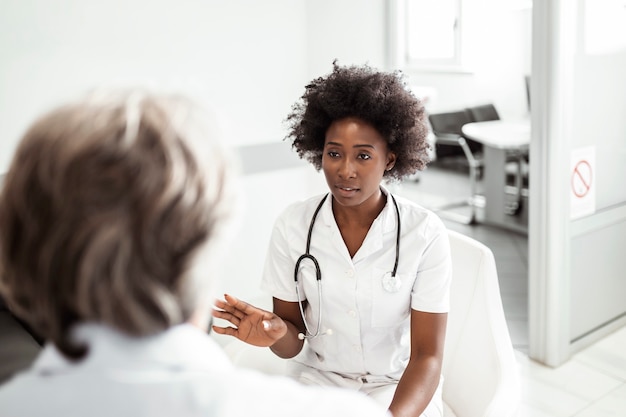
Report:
570,146,596,219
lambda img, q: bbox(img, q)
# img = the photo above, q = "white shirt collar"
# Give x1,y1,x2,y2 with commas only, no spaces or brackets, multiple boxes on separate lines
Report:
31,323,232,376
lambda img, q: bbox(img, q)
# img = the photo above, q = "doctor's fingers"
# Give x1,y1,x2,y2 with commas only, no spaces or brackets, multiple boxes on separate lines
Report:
223,293,267,316
211,324,240,338
214,299,246,319
212,308,242,326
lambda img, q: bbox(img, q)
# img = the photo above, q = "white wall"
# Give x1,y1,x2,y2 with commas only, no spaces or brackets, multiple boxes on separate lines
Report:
216,166,327,303
0,0,533,181
0,0,317,310
0,0,310,172
529,0,626,366
304,0,531,120
0,0,533,310
219,0,532,304
304,0,387,77
401,0,532,119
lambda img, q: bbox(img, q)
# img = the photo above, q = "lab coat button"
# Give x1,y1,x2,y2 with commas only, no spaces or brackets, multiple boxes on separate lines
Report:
346,269,354,278
348,310,356,318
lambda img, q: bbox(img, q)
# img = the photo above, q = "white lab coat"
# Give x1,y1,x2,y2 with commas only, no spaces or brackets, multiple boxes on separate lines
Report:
261,187,452,380
0,323,390,417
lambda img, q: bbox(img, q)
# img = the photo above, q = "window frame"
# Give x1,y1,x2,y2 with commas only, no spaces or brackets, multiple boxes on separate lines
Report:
387,0,470,74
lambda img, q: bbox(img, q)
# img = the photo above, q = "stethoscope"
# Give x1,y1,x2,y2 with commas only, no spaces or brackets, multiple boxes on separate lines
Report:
294,192,402,340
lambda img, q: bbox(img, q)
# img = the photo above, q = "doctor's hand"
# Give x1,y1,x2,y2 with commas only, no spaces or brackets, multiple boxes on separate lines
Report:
212,294,287,347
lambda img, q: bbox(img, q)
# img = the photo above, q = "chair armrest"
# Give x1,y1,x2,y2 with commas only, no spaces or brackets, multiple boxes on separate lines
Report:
434,133,482,167
434,133,464,146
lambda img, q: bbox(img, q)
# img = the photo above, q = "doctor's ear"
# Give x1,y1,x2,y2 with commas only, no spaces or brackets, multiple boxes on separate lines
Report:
385,153,397,171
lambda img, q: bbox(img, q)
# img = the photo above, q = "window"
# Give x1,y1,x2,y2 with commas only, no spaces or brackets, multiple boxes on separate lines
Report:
388,0,467,73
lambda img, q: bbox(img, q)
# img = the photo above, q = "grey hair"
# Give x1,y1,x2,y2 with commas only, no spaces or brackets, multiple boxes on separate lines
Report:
0,89,239,359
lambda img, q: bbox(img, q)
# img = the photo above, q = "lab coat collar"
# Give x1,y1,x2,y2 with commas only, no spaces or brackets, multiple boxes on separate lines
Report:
319,185,398,263
31,323,233,376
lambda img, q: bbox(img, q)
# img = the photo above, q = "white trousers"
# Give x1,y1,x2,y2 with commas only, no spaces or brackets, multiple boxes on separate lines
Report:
287,362,444,417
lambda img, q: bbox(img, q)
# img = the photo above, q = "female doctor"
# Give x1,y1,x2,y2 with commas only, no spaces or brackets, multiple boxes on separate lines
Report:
213,62,452,417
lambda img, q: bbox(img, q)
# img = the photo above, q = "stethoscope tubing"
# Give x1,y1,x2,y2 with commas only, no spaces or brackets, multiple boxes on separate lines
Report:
294,192,400,339
294,194,326,339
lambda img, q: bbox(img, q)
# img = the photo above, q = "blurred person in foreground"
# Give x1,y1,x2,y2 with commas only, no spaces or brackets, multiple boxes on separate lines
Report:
0,90,389,417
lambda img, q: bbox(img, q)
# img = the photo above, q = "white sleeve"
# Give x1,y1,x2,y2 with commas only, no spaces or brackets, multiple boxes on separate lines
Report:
411,214,452,313
259,210,300,302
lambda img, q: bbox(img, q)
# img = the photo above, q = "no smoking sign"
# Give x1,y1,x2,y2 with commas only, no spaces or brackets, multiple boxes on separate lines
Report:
570,147,596,219
571,160,592,198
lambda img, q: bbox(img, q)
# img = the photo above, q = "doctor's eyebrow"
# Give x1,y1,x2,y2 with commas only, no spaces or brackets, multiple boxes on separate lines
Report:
325,141,376,149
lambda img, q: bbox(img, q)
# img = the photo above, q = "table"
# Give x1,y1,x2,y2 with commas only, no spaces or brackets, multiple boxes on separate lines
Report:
461,119,530,233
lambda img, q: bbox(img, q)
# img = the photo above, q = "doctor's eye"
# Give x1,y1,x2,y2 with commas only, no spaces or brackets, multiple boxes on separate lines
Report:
357,153,372,160
327,151,341,158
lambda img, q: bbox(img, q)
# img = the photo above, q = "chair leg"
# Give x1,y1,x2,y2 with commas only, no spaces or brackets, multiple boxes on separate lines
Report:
431,137,480,225
431,172,479,225
467,161,479,223
504,153,525,216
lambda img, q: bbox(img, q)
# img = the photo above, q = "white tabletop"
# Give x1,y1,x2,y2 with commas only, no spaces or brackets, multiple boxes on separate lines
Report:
461,120,530,150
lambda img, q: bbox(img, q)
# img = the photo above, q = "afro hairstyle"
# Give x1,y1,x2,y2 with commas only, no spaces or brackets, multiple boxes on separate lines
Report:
285,61,431,181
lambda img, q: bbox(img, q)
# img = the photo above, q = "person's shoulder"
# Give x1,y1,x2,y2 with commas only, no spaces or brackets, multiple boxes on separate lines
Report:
0,369,46,415
275,193,329,225
393,192,428,214
392,192,448,237
0,365,389,417
393,193,444,224
283,193,329,213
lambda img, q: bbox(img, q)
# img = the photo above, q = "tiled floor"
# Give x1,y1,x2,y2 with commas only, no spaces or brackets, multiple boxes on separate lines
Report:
514,331,626,417
391,162,626,417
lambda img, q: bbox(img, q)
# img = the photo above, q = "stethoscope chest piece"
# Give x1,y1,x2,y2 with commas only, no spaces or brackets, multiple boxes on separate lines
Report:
382,271,402,293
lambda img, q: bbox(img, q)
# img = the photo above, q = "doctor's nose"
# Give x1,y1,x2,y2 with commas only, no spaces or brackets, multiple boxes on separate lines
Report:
338,159,357,179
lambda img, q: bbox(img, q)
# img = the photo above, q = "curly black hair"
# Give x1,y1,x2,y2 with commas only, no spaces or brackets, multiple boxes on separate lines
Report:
285,62,431,181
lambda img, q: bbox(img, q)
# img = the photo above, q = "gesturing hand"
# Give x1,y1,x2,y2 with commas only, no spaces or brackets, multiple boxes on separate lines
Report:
212,294,287,347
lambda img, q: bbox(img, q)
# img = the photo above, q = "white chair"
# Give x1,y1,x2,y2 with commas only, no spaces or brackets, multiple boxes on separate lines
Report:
442,229,520,417
220,230,520,417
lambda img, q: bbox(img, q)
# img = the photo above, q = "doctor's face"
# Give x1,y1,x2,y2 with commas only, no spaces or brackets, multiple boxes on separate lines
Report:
322,117,396,209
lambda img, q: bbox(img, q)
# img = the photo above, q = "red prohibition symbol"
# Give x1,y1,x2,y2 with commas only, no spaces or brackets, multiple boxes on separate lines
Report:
571,160,592,198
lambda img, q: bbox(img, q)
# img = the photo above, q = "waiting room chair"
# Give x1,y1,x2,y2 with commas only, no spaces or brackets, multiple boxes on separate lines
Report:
0,301,42,385
442,229,520,417
220,230,521,417
466,104,500,123
429,110,483,159
428,110,483,224
0,176,43,385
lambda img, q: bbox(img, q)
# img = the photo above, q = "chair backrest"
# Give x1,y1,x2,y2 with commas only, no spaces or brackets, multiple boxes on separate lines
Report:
428,110,474,136
443,230,520,417
0,309,41,384
428,110,483,160
465,104,500,122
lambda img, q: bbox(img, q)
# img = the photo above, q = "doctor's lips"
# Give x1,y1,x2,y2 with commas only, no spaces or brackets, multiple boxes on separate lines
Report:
335,184,360,192
334,185,360,196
